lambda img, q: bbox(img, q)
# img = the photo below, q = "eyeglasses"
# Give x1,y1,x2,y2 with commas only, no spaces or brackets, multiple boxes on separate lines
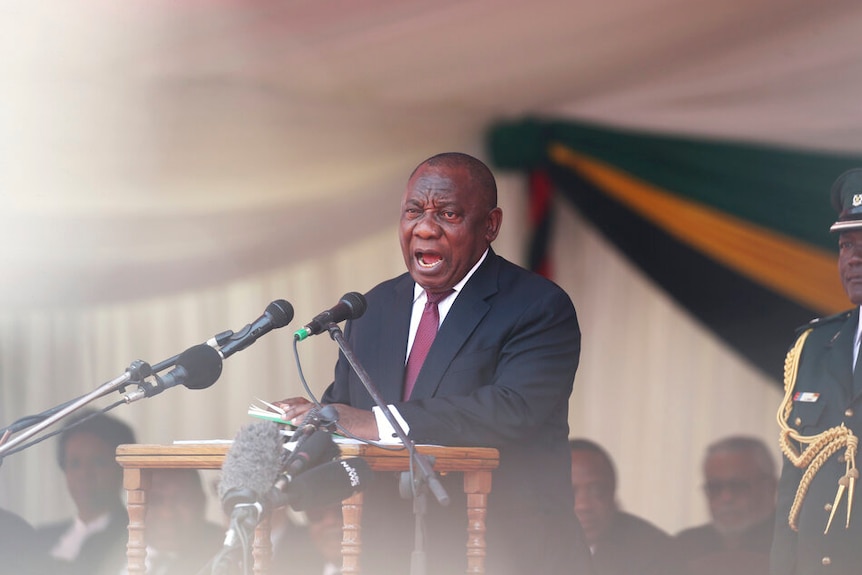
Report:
702,476,769,499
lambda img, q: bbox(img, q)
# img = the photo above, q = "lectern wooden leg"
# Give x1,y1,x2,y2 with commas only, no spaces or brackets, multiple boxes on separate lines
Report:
341,492,364,574
464,470,492,575
124,468,149,575
252,513,272,575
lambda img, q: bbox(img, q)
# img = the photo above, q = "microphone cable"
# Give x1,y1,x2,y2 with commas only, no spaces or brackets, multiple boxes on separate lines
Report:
290,329,407,452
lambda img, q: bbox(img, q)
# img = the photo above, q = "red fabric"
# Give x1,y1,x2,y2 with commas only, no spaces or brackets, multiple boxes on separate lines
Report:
402,290,453,400
529,170,553,278
529,170,552,226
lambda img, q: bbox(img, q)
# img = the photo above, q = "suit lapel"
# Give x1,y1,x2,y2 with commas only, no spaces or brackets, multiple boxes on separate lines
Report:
375,275,415,404
408,252,499,400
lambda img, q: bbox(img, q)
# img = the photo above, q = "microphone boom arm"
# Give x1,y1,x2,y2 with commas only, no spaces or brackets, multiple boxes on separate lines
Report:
0,359,150,458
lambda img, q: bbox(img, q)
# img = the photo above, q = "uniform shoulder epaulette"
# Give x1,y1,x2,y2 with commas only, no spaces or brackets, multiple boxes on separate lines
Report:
796,309,854,334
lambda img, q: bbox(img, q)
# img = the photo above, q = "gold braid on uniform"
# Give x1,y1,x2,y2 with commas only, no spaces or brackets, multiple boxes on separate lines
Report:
777,328,859,533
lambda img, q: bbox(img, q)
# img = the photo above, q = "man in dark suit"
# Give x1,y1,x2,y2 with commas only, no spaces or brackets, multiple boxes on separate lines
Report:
275,152,591,574
772,168,862,575
569,439,678,575
1,507,47,574
33,410,135,575
138,469,224,575
271,503,344,575
676,436,776,575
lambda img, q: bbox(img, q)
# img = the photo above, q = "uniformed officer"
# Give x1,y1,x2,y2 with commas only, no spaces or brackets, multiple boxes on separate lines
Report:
772,168,862,575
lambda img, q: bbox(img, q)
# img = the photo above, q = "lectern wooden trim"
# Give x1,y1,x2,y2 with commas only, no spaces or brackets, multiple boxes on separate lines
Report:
116,442,499,575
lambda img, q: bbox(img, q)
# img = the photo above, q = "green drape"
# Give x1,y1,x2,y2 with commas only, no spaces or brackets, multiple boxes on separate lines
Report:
488,118,862,379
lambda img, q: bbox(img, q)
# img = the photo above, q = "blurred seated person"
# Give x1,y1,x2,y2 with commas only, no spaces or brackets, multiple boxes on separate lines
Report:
33,410,136,575
1,507,47,574
138,468,224,575
570,439,679,575
272,503,344,575
674,435,777,575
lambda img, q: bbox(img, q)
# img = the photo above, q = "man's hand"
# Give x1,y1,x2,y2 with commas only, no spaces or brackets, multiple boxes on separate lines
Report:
272,396,315,425
271,397,379,441
327,403,379,441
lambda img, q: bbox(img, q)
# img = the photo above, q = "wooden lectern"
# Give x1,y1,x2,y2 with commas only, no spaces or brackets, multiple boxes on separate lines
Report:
116,442,498,575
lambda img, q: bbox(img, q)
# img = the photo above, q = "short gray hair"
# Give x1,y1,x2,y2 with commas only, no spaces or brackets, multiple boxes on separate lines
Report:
704,435,776,478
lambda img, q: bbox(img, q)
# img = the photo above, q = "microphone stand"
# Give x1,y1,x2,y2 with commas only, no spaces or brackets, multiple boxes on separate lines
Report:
0,331,237,459
326,324,449,575
0,359,152,459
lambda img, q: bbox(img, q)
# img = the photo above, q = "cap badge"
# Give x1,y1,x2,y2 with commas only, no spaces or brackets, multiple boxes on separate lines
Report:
853,194,862,207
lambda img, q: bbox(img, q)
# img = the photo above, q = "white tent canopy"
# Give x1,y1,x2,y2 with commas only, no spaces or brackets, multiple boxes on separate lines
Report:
2,0,861,534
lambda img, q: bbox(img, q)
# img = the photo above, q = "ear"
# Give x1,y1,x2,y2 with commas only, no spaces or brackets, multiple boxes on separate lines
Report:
485,207,503,243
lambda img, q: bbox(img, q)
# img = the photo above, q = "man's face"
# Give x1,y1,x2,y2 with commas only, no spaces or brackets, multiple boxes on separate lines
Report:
399,164,501,293
703,451,776,535
62,431,123,519
839,230,862,305
571,450,617,546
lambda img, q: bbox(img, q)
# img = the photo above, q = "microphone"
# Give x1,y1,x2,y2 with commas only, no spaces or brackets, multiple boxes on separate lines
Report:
218,299,294,359
283,429,340,478
122,344,223,403
150,330,235,374
218,421,287,548
293,292,367,341
284,457,373,512
290,404,340,439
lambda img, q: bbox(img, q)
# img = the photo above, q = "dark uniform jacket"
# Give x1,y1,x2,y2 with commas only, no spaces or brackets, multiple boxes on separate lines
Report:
771,308,862,575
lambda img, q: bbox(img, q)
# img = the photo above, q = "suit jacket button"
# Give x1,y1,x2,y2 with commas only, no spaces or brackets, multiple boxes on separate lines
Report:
795,417,802,426
825,502,833,511
845,408,854,417
822,556,832,566
838,454,846,463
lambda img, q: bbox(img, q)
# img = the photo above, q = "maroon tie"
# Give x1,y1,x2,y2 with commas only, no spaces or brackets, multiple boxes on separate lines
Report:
403,290,453,400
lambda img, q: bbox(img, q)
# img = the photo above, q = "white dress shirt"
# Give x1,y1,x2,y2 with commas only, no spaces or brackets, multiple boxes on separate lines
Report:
372,249,489,443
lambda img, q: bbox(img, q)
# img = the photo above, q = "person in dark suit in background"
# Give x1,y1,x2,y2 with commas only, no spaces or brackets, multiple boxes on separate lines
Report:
33,410,135,575
569,439,679,575
135,469,224,575
676,435,776,575
772,169,862,575
1,507,47,574
271,503,344,575
274,152,591,574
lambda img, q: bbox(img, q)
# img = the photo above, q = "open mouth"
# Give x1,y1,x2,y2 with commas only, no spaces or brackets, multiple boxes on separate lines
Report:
416,251,444,269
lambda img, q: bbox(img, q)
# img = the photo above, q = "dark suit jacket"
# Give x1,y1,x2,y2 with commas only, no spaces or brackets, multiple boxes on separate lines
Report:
0,508,47,575
592,511,678,575
33,505,129,575
677,514,774,575
321,250,591,575
771,308,862,575
148,520,225,575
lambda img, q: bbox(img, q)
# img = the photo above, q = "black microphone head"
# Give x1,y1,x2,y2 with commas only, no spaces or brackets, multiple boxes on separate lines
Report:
219,421,286,513
286,429,340,476
340,292,367,321
317,404,339,427
175,344,224,390
288,457,373,512
265,299,294,329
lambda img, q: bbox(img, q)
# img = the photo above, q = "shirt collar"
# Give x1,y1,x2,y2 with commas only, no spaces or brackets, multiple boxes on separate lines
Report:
74,511,111,533
412,248,489,302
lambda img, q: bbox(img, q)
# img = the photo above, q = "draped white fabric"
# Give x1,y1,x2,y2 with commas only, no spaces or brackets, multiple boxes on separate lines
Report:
0,175,782,534
1,0,856,535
